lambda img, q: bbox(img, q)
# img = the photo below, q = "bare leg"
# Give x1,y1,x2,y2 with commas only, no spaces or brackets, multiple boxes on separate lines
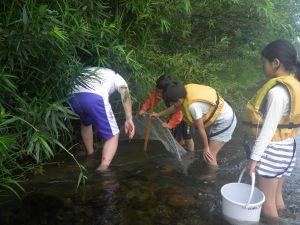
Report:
81,124,94,155
276,176,285,210
96,133,119,172
185,138,195,151
258,176,279,218
179,136,185,146
208,140,224,167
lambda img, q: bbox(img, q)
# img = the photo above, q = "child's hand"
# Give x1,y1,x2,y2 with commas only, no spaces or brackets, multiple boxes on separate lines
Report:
150,112,160,118
161,122,170,129
125,119,135,139
247,159,257,176
202,146,213,163
139,110,146,117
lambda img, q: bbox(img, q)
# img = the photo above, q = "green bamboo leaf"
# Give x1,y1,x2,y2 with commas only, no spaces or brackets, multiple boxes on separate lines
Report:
0,117,19,127
0,183,21,199
40,137,54,158
6,179,25,192
38,136,54,158
35,142,41,163
52,25,69,43
51,113,58,136
38,4,48,16
22,7,28,25
183,0,191,14
0,142,9,158
56,118,68,131
76,172,83,188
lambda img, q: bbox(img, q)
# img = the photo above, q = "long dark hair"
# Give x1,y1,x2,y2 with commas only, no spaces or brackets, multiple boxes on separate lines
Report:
261,39,300,81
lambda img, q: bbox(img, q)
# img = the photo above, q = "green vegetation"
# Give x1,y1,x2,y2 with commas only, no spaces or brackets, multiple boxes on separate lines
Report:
0,0,299,197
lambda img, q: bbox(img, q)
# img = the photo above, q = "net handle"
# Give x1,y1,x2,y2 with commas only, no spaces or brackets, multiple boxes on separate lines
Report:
140,114,182,161
143,95,155,152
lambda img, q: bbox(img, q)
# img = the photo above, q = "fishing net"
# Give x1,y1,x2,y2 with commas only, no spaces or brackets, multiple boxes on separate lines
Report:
120,115,187,161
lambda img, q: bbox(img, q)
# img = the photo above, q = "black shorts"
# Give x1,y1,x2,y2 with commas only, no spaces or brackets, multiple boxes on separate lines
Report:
173,120,193,140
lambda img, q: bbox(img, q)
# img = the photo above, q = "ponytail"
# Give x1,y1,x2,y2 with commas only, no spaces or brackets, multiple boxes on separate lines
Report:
296,61,300,81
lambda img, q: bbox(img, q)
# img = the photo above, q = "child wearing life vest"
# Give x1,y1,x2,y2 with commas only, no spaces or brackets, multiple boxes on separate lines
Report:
152,81,237,167
139,75,195,151
244,40,300,218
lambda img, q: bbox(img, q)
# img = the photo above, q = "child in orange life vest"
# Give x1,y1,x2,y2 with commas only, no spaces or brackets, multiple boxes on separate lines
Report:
244,40,300,218
139,75,195,151
152,81,236,167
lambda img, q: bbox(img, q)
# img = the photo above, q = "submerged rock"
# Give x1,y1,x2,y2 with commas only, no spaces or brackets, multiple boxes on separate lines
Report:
167,193,197,207
160,166,174,174
23,192,64,213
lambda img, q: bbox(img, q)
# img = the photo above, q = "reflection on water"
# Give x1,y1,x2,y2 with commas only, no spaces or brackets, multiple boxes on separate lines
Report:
0,133,299,225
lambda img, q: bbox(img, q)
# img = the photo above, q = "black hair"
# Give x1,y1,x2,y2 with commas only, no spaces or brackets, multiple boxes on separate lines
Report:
156,74,172,90
163,81,186,103
164,101,171,107
261,39,300,80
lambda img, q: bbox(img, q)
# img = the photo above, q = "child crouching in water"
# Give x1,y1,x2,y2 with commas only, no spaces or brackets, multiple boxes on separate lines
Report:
139,75,194,151
152,81,237,167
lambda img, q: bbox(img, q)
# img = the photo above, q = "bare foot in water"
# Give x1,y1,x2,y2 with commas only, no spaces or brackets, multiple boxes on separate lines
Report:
206,160,218,170
96,164,110,173
277,204,286,211
207,163,218,170
86,151,94,156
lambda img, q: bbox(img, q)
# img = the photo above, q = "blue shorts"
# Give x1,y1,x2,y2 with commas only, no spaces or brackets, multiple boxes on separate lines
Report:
69,92,119,141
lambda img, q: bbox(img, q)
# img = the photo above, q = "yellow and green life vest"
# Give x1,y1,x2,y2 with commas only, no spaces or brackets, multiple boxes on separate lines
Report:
243,75,300,141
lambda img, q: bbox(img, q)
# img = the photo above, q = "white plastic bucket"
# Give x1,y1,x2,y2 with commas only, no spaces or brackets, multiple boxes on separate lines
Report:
221,168,265,225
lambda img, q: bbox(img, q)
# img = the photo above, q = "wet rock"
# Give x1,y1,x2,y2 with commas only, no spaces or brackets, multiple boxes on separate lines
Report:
168,193,197,207
64,197,73,205
23,192,64,213
155,204,172,218
160,166,174,174
121,208,154,225
18,192,66,224
123,182,157,211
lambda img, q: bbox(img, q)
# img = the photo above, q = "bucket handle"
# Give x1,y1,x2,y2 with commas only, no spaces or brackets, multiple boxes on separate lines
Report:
238,167,255,208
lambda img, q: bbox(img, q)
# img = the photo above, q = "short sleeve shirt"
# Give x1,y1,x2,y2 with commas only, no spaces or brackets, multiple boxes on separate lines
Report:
188,101,233,123
72,67,128,99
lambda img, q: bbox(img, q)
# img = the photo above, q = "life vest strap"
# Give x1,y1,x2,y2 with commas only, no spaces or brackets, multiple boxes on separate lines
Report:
204,93,220,125
209,112,235,138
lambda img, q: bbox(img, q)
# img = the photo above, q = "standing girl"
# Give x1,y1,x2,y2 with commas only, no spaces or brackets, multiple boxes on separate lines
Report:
244,40,300,218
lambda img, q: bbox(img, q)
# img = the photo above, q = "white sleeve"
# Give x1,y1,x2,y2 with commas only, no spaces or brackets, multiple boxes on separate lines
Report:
250,86,289,161
189,103,204,120
114,73,128,93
